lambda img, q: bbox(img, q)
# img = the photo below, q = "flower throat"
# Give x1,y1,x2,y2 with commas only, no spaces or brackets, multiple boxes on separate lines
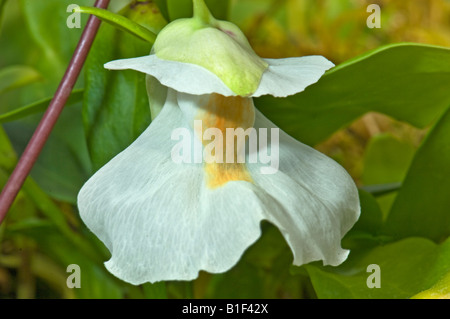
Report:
195,94,254,188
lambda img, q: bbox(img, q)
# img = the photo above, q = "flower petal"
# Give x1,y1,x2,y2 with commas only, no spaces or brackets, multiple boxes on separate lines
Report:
248,110,360,266
104,55,235,97
253,56,335,97
77,90,267,284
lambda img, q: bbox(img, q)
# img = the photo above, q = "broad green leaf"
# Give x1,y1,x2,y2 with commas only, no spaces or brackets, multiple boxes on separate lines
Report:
0,0,82,110
0,65,41,95
346,190,383,236
4,102,92,203
340,190,386,255
255,43,450,146
18,0,91,77
306,237,450,299
362,133,416,185
205,262,266,298
384,107,450,242
0,0,30,69
361,133,416,218
154,0,169,22
0,89,83,123
83,3,166,170
1,0,93,203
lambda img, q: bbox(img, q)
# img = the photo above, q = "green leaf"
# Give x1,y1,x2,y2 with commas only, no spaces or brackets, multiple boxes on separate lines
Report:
0,89,83,123
362,133,416,185
0,0,93,203
141,282,167,299
154,0,169,22
412,270,450,299
205,0,230,20
0,0,88,112
205,223,307,298
384,106,450,242
18,0,92,79
361,183,402,197
0,65,41,95
166,0,229,21
0,125,16,170
306,237,450,299
255,43,450,146
0,0,7,31
167,0,192,20
350,190,383,235
83,3,166,170
206,262,266,298
75,6,157,44
342,190,386,251
229,0,274,25
4,102,92,203
361,133,416,217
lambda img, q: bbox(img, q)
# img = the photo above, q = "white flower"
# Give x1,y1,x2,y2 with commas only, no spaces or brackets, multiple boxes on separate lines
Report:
77,0,360,285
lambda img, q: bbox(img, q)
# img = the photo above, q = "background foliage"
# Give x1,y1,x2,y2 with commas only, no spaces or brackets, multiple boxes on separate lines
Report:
0,0,449,298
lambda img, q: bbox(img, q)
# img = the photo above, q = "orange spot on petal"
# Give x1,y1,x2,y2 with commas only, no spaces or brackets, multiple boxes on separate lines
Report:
196,94,255,188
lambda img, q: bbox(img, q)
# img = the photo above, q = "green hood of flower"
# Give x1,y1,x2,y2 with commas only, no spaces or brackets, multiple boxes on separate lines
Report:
153,0,268,96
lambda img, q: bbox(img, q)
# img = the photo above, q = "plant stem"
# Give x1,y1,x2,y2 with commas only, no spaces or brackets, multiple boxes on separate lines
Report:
75,6,157,44
0,0,110,224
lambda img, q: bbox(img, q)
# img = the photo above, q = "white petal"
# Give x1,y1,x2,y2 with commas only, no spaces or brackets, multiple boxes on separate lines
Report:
248,110,360,266
77,90,267,284
104,55,235,97
78,88,359,284
253,56,335,97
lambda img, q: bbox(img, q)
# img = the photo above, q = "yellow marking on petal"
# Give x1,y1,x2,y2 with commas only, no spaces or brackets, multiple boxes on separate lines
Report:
205,163,253,189
196,94,255,189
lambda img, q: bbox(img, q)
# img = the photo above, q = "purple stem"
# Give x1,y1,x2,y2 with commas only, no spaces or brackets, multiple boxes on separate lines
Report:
0,0,111,224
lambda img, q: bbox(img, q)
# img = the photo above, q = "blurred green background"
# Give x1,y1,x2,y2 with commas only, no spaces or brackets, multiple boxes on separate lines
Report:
0,0,450,299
